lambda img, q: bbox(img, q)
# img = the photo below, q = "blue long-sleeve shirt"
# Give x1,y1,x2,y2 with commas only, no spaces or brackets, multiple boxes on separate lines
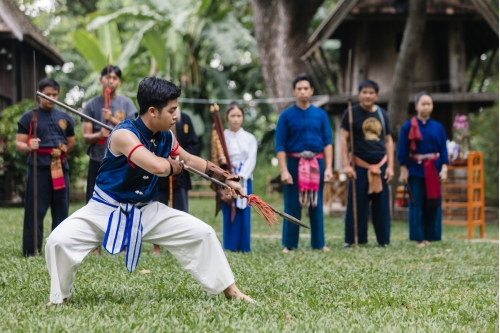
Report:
397,118,449,178
275,104,332,153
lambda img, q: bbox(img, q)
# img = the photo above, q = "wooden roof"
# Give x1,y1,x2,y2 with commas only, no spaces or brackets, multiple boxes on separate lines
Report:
0,0,63,65
302,0,499,60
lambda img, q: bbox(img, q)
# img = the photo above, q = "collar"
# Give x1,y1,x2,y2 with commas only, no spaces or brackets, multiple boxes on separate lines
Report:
416,117,430,125
134,116,155,140
38,106,55,113
226,128,244,136
294,103,312,111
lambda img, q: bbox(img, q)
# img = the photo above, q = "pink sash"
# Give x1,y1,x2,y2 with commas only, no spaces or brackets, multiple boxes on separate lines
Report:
290,153,323,208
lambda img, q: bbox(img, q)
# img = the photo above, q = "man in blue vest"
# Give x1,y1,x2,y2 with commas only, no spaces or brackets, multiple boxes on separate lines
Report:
45,77,253,305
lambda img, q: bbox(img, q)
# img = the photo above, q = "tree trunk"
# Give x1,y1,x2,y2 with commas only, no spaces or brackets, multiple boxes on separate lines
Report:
387,0,427,211
250,0,325,112
388,0,427,136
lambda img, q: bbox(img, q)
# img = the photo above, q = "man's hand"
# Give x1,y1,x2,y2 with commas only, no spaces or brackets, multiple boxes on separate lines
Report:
168,158,184,176
101,128,110,138
281,170,293,184
385,166,394,183
324,168,333,182
28,138,40,151
399,166,408,184
343,165,356,179
439,168,448,182
225,179,244,199
102,108,112,121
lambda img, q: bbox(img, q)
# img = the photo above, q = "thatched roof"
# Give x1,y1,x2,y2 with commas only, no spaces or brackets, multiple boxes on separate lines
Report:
0,0,63,65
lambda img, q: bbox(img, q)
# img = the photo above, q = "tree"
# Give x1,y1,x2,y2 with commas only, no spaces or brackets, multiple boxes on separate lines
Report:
249,0,325,112
387,0,427,136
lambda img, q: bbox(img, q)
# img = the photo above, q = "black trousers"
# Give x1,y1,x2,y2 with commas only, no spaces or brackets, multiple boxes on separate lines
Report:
155,187,189,213
23,166,70,256
86,159,101,203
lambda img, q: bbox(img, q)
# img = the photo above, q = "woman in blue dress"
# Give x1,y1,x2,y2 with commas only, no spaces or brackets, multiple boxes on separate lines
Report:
221,102,258,252
398,92,449,247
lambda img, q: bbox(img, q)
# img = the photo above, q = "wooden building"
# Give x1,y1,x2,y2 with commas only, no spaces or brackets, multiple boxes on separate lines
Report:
301,0,498,170
0,0,63,112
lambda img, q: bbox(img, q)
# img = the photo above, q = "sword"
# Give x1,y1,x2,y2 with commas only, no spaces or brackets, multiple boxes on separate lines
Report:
36,92,310,229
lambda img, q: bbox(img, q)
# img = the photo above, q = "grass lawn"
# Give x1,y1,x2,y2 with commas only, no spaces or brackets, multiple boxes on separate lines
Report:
0,196,497,332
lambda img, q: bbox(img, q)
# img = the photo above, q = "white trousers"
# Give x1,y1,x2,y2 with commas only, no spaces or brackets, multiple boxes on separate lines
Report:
45,200,235,304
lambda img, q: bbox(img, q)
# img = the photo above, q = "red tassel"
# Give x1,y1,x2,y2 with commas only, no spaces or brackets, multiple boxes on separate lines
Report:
247,194,279,227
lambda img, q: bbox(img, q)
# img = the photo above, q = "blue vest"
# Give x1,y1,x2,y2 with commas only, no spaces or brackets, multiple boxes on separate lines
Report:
96,117,173,203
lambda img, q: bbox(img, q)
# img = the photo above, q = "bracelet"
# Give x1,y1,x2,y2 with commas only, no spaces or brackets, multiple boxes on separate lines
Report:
166,159,174,177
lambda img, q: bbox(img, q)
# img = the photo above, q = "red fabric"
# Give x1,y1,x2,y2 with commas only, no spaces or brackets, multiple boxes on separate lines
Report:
104,87,111,109
170,141,180,157
32,148,67,190
28,117,37,144
31,148,66,163
408,117,422,152
411,154,441,200
96,138,107,145
424,159,441,200
127,144,144,168
52,176,66,190
290,153,323,207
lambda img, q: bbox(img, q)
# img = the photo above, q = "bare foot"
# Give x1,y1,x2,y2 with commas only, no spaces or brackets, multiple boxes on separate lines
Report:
322,246,330,252
282,247,291,253
153,244,161,255
223,283,256,303
417,242,426,247
46,296,72,306
423,240,431,245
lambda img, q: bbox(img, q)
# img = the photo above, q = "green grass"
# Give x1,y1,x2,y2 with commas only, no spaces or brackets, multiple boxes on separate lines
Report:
0,197,497,332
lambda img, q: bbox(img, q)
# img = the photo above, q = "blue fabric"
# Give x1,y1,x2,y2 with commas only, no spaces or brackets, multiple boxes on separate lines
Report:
344,154,391,245
397,118,449,178
96,117,173,203
275,104,332,153
222,179,252,252
17,106,75,169
282,156,325,249
408,177,442,242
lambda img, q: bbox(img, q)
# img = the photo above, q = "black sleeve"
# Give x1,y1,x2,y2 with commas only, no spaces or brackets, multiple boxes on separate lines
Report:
182,114,200,155
66,115,75,137
383,109,392,135
340,109,349,131
17,111,31,134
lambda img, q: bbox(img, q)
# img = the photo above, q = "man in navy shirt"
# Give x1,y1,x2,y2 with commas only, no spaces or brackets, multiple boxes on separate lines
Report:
16,78,75,257
275,73,333,252
340,80,394,248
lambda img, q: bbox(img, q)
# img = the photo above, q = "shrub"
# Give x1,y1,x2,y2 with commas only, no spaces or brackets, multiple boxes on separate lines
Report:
0,100,88,201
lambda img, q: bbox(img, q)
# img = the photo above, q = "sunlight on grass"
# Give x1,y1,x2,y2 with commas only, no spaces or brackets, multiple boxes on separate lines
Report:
0,198,497,332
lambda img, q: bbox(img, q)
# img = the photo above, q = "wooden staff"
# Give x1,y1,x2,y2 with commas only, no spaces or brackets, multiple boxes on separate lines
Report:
32,50,39,256
347,48,358,248
169,112,178,208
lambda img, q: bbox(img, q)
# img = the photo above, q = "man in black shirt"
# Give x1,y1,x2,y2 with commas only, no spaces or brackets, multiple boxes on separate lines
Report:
16,78,75,256
340,80,394,248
